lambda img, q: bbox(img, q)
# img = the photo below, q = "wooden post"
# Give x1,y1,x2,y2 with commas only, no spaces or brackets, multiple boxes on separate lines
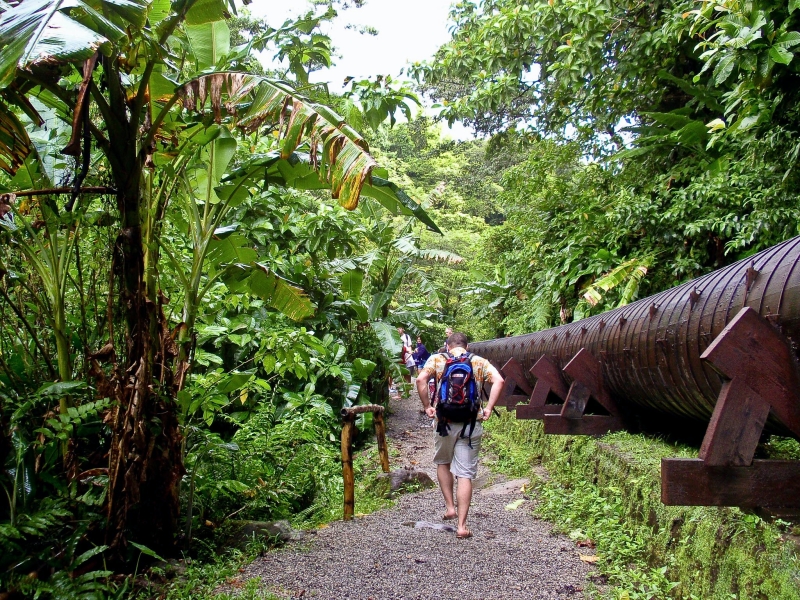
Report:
341,413,356,521
339,404,389,520
373,410,390,473
543,348,624,436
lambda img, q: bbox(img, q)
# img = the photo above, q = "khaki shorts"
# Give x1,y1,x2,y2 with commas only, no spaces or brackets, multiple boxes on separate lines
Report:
433,420,483,479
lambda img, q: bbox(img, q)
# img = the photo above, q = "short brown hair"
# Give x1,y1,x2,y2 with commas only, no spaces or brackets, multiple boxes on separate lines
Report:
446,332,468,348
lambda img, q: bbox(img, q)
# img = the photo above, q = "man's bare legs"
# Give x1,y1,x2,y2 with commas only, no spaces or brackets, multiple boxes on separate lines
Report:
456,476,472,535
437,463,473,535
437,463,457,519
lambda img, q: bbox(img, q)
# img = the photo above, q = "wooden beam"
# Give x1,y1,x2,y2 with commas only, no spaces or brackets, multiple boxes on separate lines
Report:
661,307,800,508
544,414,624,436
698,379,770,467
562,348,620,417
540,348,625,435
516,355,568,420
500,357,533,395
531,354,570,399
560,380,592,419
496,357,534,409
661,459,800,507
341,415,356,520
701,306,800,437
373,411,390,473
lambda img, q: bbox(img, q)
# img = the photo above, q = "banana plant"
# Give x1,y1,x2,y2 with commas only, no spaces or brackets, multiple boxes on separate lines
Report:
0,0,438,553
0,202,78,409
582,256,653,308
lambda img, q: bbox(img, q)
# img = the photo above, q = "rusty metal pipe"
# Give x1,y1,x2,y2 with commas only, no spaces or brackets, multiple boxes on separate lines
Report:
469,236,800,433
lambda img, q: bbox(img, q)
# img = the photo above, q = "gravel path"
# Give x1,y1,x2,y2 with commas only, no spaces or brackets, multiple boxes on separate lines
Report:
232,387,597,599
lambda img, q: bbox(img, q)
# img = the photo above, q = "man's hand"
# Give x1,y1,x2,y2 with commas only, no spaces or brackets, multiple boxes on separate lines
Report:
425,405,436,419
479,408,490,422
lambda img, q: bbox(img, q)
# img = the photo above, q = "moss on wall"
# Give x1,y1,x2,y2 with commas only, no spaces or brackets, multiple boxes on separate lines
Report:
484,412,800,599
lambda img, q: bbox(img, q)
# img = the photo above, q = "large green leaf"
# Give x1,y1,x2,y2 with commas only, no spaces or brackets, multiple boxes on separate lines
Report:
186,125,237,204
184,0,227,25
216,370,254,394
206,233,257,268
186,19,229,70
352,358,376,380
222,263,314,321
147,0,170,25
369,321,402,356
368,261,410,321
361,175,441,233
340,269,364,300
0,0,149,89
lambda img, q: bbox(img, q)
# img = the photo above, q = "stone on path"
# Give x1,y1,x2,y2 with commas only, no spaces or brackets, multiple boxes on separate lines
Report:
482,478,530,495
372,467,436,498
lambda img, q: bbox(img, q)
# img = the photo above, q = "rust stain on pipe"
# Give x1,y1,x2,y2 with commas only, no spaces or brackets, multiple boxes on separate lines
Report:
469,236,800,432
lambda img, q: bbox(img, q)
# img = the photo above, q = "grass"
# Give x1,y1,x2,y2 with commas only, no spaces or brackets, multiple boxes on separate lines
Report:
483,410,800,600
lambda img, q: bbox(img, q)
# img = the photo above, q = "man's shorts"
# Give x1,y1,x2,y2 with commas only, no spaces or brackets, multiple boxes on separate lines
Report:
433,420,483,479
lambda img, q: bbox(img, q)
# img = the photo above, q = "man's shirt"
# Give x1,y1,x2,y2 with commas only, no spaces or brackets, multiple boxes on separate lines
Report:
421,346,499,399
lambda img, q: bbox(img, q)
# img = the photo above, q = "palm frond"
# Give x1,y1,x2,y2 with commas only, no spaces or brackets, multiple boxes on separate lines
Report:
177,74,440,232
417,248,464,264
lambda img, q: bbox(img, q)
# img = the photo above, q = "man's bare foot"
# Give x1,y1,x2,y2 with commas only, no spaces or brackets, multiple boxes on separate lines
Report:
456,528,472,539
442,511,457,520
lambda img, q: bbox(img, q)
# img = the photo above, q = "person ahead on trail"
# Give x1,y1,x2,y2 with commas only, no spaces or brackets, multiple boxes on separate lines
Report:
412,336,430,370
415,332,505,540
397,326,414,386
398,326,412,349
437,326,453,353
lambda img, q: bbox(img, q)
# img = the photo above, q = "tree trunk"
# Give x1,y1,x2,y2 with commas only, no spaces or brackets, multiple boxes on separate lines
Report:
105,159,183,558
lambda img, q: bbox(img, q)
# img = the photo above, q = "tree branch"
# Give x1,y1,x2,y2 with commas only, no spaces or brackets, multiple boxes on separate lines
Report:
9,187,115,197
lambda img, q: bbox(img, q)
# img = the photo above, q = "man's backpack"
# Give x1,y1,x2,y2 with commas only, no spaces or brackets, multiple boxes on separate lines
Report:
434,352,480,444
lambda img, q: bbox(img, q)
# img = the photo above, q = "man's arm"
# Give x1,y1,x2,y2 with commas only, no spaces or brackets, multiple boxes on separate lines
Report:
416,368,436,418
481,367,504,421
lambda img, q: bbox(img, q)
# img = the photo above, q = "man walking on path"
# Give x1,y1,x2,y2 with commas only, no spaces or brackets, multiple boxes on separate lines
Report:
416,332,505,539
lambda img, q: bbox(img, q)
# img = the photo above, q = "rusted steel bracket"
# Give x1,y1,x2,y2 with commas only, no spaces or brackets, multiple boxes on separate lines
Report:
662,307,800,508
544,348,624,436
516,355,569,419
496,357,534,409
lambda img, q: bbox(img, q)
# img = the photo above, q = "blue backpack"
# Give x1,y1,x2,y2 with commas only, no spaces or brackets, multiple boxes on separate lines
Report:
435,352,480,444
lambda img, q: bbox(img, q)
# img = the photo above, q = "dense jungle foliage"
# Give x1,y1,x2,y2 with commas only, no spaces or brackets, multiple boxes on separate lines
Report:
1,0,800,597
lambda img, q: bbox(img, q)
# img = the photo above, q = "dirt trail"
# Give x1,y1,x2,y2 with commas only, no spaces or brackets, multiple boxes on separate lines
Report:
231,387,598,599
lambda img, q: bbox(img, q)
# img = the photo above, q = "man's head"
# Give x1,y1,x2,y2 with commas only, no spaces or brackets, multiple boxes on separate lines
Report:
417,336,422,344
397,326,405,334
445,327,453,337
446,332,468,350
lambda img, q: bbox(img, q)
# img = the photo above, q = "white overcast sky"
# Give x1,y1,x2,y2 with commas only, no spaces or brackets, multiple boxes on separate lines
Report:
246,0,474,138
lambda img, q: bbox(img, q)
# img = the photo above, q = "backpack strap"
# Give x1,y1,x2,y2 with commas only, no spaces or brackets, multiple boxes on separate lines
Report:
432,352,453,398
